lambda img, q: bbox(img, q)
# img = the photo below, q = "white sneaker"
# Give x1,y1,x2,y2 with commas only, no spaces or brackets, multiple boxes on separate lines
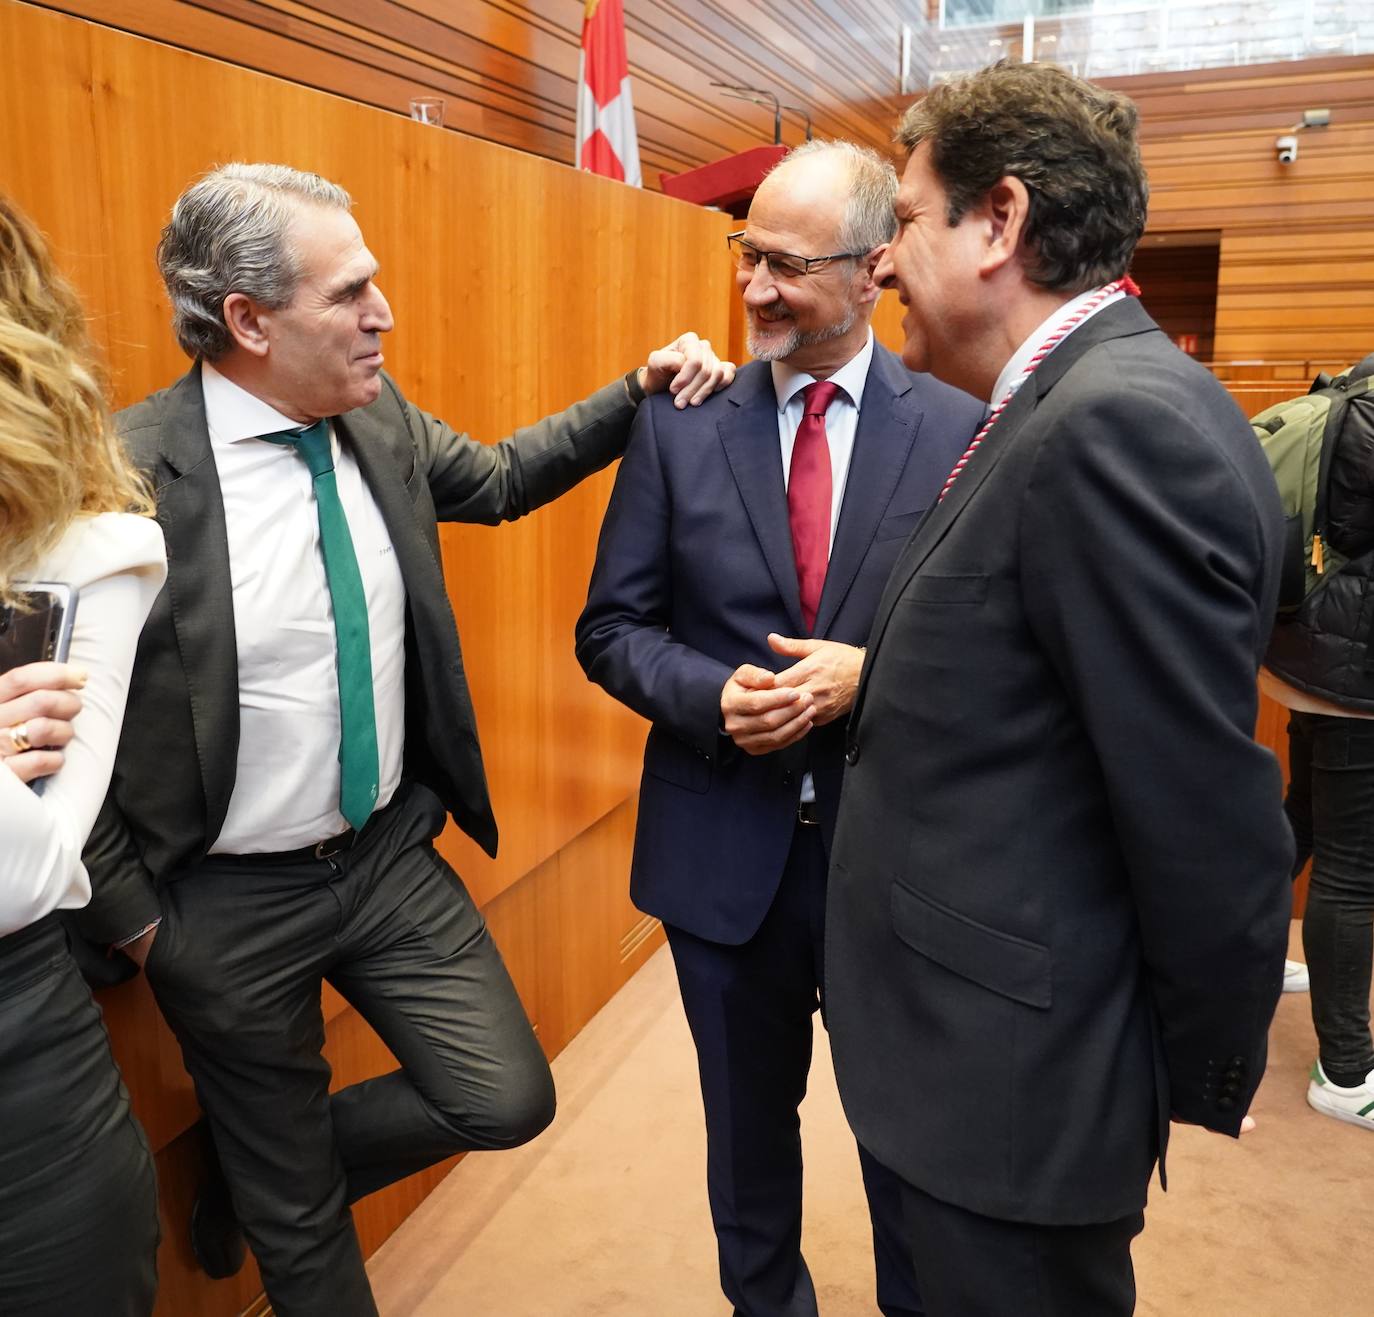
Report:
1307,1060,1374,1130
1283,959,1310,992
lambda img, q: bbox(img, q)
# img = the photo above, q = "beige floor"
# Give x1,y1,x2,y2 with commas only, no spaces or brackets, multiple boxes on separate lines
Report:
369,925,1374,1316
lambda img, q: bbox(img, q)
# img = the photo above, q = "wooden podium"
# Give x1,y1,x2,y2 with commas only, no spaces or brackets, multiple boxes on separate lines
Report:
659,144,788,218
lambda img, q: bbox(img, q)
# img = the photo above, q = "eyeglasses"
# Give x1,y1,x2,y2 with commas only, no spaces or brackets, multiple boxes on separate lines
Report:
726,231,866,279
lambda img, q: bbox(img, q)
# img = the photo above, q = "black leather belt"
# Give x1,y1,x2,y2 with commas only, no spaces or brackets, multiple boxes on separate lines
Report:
211,828,358,866
797,800,821,826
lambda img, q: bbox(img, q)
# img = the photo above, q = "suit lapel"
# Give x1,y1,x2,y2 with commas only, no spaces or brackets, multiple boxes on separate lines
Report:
152,364,241,841
853,298,1159,717
813,347,918,638
337,400,454,603
719,365,806,635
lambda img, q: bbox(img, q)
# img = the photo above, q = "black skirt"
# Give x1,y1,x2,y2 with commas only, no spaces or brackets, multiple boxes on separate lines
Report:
0,916,159,1316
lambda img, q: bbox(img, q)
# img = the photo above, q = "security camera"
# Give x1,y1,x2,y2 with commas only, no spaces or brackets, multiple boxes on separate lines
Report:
1276,134,1299,165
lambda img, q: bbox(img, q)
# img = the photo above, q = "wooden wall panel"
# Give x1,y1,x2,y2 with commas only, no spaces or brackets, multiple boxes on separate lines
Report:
1115,57,1374,368
32,0,915,189
0,4,702,1309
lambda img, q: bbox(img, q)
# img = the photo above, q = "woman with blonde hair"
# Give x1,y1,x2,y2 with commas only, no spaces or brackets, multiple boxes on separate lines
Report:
0,194,164,1315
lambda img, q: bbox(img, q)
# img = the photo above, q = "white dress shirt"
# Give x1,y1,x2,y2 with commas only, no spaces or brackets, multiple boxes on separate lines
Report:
989,286,1126,411
771,330,874,550
770,331,874,803
202,363,407,853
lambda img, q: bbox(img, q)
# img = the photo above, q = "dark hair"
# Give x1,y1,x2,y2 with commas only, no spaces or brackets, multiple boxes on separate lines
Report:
898,61,1148,293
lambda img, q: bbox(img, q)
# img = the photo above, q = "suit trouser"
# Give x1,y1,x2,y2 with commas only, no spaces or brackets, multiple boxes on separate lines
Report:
1285,711,1374,1085
145,782,555,1317
665,822,922,1317
899,1177,1144,1317
0,917,160,1316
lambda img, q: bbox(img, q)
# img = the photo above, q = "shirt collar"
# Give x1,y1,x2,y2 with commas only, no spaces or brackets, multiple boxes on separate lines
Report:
771,329,874,414
202,359,313,444
990,286,1126,410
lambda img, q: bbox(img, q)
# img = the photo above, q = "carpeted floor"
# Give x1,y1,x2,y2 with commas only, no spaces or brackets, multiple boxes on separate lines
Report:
368,923,1374,1315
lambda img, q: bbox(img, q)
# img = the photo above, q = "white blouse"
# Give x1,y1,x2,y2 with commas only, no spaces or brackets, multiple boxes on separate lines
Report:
0,512,167,935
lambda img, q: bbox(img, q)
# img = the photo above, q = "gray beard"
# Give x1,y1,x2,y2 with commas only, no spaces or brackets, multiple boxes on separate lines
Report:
745,304,858,362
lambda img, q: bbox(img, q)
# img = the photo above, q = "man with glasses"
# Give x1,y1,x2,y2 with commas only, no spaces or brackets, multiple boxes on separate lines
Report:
577,140,982,1316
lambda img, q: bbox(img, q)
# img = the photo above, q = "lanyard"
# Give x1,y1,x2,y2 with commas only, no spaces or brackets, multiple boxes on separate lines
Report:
937,275,1140,503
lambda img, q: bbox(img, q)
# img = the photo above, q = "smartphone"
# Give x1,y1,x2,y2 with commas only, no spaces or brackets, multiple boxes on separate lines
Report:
0,582,78,795
0,582,78,673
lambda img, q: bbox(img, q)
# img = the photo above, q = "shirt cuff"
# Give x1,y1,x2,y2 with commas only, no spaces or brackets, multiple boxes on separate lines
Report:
623,368,647,406
113,916,162,950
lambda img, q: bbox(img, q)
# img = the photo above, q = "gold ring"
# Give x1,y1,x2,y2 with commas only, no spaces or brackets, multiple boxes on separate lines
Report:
7,722,32,753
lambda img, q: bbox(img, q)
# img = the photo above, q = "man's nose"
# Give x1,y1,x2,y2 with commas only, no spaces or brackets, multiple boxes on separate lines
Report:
364,285,394,333
740,261,779,304
873,250,897,292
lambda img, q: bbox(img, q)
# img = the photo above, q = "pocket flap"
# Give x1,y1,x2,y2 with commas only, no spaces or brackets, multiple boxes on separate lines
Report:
905,573,988,605
875,509,926,542
890,882,1051,1009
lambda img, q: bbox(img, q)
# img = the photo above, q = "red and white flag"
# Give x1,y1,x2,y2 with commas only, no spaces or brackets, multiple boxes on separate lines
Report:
576,0,642,186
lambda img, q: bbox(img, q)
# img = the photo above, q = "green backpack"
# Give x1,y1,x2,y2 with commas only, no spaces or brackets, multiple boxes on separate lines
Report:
1251,353,1374,613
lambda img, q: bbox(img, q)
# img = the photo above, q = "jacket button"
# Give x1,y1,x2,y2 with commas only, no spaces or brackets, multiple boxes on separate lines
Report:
845,743,860,766
782,770,795,788
1216,1096,1237,1112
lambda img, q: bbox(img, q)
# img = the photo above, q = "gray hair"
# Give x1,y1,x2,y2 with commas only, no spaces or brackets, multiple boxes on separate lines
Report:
769,139,898,254
156,163,353,360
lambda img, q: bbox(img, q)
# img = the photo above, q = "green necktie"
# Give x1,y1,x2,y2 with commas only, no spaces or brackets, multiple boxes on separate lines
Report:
263,418,379,831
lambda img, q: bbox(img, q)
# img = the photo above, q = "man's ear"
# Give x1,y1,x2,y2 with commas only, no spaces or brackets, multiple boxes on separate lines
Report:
222,292,271,358
856,243,888,305
978,175,1032,279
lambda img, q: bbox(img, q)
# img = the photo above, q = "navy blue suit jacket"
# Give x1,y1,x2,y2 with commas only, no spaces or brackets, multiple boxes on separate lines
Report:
576,344,983,944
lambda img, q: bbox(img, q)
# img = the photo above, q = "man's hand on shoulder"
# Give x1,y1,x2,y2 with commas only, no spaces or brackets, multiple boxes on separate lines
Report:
639,332,736,409
721,664,813,755
768,634,865,726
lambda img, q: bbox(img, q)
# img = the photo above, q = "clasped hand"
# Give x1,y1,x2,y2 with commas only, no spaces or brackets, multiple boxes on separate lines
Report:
719,634,865,756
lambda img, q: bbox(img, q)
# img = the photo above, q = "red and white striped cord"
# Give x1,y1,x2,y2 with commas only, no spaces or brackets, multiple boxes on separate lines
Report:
936,275,1140,503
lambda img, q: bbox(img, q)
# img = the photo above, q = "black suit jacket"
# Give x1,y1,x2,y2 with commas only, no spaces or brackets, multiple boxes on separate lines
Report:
826,300,1295,1225
576,346,983,943
75,363,637,947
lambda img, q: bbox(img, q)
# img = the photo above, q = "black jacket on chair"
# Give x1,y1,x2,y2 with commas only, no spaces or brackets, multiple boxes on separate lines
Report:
825,299,1295,1227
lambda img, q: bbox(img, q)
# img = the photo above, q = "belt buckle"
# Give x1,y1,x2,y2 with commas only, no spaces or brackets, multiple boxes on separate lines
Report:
313,829,356,861
796,801,820,826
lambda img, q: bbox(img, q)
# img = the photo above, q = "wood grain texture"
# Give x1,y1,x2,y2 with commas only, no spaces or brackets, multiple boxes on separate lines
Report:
1118,58,1374,367
30,0,914,188
0,4,699,1307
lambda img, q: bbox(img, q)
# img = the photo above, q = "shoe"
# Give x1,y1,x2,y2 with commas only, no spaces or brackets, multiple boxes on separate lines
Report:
190,1175,247,1279
1306,1060,1374,1131
1283,959,1310,992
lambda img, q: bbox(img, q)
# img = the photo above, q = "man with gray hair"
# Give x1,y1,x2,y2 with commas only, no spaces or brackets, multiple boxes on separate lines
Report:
576,140,982,1315
73,161,732,1316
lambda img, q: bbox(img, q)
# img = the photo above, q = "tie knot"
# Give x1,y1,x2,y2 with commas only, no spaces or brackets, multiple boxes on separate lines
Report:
801,380,841,418
263,417,333,478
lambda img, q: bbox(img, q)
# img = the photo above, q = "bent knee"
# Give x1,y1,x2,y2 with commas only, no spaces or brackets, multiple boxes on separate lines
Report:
482,1060,557,1149
437,1053,556,1151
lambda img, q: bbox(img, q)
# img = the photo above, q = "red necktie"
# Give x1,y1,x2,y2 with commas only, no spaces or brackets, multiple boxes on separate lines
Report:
789,380,839,634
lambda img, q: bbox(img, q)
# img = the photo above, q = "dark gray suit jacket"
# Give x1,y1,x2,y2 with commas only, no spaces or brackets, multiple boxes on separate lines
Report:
826,299,1295,1226
75,363,637,947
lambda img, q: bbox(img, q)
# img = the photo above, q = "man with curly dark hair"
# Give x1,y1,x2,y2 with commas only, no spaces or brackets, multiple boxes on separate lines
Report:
825,62,1293,1314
